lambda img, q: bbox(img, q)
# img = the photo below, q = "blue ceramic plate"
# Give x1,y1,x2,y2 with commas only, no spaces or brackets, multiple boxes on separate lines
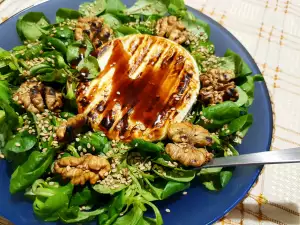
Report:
0,0,273,224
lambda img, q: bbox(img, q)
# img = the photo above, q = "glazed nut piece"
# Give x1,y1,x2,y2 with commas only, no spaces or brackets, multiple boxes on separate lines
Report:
44,86,63,111
75,17,113,47
155,16,189,44
168,122,212,147
56,114,87,142
166,143,213,167
199,69,238,106
13,79,63,113
54,154,111,185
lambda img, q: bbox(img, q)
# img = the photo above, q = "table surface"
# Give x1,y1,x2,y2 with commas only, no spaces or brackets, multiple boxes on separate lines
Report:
1,0,300,224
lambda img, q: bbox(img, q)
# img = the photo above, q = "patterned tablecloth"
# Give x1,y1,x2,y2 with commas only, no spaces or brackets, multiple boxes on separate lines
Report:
1,0,300,224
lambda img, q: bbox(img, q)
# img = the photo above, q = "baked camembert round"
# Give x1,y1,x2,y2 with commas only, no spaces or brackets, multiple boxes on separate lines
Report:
76,34,200,141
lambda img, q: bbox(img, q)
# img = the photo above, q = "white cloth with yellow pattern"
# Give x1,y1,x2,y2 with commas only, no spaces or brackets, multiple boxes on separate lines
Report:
1,0,300,224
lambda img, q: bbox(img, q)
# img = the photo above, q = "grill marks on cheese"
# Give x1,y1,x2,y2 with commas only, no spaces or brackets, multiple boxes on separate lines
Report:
76,35,200,141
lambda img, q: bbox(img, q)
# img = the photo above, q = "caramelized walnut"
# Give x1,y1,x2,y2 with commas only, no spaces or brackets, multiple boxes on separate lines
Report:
199,69,238,105
166,143,213,167
13,79,63,113
75,17,113,48
168,122,212,147
166,122,213,167
54,154,111,185
56,114,87,142
155,16,189,44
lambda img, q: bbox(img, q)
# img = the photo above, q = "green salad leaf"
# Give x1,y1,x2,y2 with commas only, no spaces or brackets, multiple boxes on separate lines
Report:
56,8,81,23
220,49,252,77
106,0,127,14
16,12,50,41
199,101,242,129
33,182,74,221
101,14,122,28
79,0,107,17
3,131,37,154
77,56,100,79
10,149,55,194
125,0,168,16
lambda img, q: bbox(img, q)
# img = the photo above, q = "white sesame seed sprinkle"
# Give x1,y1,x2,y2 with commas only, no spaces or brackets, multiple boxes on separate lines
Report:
15,142,21,147
165,209,171,213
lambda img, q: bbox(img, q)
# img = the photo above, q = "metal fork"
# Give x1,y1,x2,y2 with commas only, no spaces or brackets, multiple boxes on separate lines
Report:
201,147,300,168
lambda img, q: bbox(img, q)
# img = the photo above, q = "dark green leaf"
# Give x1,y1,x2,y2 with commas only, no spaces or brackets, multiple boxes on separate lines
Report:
236,74,264,107
70,186,93,207
235,86,248,107
113,205,144,225
93,183,127,195
101,14,122,29
33,182,74,221
0,101,19,128
44,37,67,54
219,114,251,136
16,12,50,41
0,81,11,104
161,181,189,199
182,17,210,39
66,42,81,62
152,165,195,182
75,131,109,154
220,49,252,77
115,25,140,36
106,0,126,14
10,149,55,194
167,0,187,17
220,170,232,187
60,207,105,223
131,139,164,153
3,131,36,155
29,63,52,75
133,24,154,35
77,56,100,79
125,0,168,16
37,68,68,84
53,25,74,41
79,0,107,17
56,8,81,23
199,101,241,129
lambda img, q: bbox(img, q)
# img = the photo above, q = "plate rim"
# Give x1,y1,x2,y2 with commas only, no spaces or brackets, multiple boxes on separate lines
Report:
0,1,274,225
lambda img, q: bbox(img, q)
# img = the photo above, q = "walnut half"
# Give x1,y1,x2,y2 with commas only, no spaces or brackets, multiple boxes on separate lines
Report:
155,16,189,44
166,143,213,167
54,154,111,185
13,79,63,113
166,122,213,167
56,114,87,142
199,69,238,105
75,17,113,48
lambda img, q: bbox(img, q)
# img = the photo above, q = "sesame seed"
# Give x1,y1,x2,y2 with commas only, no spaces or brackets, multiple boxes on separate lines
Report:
101,133,106,137
183,191,188,195
75,138,80,142
87,143,91,149
116,91,120,95
15,142,21,147
165,209,171,213
0,154,4,159
83,148,87,153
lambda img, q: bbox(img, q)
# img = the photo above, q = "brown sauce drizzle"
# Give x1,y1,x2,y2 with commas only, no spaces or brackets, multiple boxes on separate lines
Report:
94,38,189,132
77,36,195,140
